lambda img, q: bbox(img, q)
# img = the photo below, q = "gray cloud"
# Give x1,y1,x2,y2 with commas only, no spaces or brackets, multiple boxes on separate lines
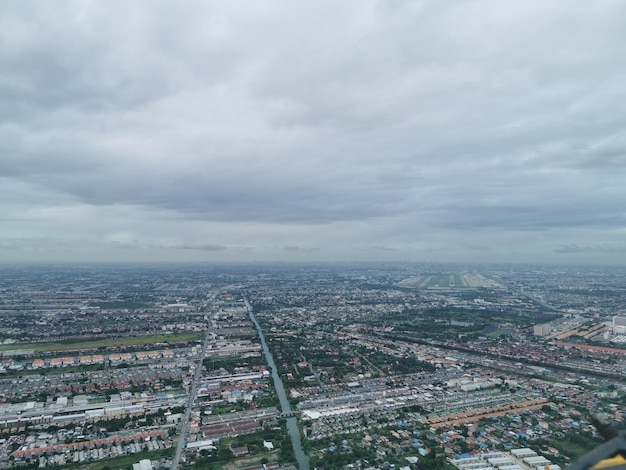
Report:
554,244,626,254
281,245,320,252
465,245,490,251
1,0,626,264
137,242,228,252
176,243,227,251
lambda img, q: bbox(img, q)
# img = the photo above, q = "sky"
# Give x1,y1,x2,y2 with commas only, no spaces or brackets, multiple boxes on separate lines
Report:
1,1,626,265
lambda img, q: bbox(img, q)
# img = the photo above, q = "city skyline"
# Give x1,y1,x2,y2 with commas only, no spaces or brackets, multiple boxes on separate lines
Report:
2,1,626,265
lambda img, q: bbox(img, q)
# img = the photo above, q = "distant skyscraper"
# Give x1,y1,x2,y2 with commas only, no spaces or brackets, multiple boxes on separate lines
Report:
613,316,626,335
613,316,626,327
533,324,551,336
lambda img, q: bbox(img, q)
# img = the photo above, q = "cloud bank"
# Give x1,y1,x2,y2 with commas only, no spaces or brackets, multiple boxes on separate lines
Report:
1,0,625,264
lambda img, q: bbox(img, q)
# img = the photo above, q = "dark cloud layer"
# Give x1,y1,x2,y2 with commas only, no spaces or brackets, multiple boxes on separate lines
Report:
554,244,626,254
1,0,626,264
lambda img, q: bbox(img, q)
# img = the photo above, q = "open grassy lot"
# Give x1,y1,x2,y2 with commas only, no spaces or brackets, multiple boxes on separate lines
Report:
400,273,467,289
0,332,203,352
397,275,426,287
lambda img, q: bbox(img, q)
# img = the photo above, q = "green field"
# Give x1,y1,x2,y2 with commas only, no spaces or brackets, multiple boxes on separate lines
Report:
0,332,203,352
399,274,466,289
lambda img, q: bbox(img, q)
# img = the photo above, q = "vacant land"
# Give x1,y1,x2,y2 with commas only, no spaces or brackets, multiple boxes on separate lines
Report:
398,273,466,289
0,332,203,352
398,273,504,289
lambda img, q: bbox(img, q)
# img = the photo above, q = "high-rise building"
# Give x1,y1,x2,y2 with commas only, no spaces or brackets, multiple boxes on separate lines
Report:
533,324,551,336
613,316,626,334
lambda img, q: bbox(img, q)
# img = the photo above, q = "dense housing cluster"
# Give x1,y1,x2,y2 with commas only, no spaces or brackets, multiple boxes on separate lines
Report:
1,263,625,469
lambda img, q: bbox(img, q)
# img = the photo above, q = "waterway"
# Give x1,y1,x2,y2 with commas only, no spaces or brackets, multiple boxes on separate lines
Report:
246,300,310,470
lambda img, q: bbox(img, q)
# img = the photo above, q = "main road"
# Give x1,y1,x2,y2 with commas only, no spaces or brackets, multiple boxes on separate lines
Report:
171,304,215,470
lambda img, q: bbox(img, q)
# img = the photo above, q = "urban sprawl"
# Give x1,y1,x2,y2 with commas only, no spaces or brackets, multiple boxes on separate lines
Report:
1,263,626,470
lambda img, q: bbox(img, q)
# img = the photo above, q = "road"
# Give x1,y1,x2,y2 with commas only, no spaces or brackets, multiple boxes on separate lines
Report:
488,273,560,313
171,306,214,470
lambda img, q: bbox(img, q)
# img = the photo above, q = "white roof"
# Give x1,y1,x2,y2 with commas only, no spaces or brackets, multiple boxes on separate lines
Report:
132,459,152,470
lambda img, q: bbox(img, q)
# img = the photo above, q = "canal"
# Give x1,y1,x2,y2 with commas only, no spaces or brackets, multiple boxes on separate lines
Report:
246,299,310,470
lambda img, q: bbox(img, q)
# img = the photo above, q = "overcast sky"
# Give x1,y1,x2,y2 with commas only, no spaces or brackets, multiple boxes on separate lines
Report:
1,1,625,265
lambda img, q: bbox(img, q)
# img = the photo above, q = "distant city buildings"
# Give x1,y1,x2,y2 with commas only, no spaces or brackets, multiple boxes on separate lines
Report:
613,316,626,334
1,263,625,468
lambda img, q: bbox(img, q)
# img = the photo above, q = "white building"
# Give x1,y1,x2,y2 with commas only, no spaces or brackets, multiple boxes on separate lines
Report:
133,459,152,470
